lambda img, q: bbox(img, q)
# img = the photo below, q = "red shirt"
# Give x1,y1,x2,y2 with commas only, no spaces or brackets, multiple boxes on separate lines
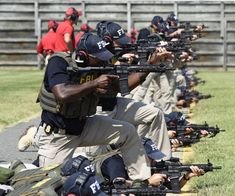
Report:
54,20,75,52
75,31,85,46
37,30,56,55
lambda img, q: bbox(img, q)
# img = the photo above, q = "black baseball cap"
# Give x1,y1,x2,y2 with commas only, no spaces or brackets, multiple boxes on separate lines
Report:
76,32,114,61
142,137,166,161
151,16,164,26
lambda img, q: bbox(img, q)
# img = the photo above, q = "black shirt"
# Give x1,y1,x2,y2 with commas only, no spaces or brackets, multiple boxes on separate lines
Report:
41,56,85,134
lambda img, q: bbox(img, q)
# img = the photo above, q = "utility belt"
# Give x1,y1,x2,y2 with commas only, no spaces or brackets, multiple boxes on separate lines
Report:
40,122,65,135
40,120,86,136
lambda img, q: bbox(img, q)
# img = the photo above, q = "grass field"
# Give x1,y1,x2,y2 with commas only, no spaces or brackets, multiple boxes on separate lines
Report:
0,69,234,195
186,71,235,196
0,68,43,131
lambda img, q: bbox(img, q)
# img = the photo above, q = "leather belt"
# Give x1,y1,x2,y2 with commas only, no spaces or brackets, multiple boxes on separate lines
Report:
40,122,65,135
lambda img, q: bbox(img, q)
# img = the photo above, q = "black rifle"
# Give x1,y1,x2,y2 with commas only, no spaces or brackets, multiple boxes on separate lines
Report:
104,186,168,196
151,160,221,193
168,123,225,138
172,134,200,147
169,22,208,31
167,121,209,132
115,38,193,62
67,63,174,96
178,89,213,106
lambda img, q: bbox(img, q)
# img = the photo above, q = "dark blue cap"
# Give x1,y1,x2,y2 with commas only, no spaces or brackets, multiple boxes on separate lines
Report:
167,13,178,22
142,137,166,161
107,22,130,45
61,155,95,177
76,32,114,61
97,21,130,45
165,112,187,125
63,171,107,196
151,16,164,26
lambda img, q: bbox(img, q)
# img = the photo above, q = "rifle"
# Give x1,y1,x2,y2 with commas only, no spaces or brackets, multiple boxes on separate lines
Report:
168,124,225,138
178,88,213,106
103,186,168,196
167,121,209,132
114,42,192,62
171,135,200,147
169,23,208,31
151,160,221,193
67,63,174,96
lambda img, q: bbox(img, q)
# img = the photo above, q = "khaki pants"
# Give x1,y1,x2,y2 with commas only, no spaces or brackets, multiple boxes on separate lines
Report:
37,114,151,181
143,73,173,114
97,97,172,160
76,97,172,181
131,73,156,102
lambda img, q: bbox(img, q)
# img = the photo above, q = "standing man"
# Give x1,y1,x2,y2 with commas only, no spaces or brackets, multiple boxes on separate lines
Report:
37,20,58,67
55,7,82,53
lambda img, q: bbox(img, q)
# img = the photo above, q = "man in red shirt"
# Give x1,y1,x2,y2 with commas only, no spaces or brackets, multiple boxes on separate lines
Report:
75,23,93,46
55,7,82,53
37,20,58,67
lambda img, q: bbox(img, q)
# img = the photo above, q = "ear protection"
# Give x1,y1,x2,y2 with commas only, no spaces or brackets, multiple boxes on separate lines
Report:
96,21,113,47
52,21,58,32
66,7,79,21
48,20,58,32
74,33,91,65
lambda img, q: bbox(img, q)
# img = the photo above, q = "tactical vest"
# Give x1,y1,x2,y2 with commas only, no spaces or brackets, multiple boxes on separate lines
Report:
38,52,99,119
7,164,62,196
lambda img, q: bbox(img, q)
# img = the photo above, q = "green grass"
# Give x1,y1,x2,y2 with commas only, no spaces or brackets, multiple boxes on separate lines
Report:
0,69,234,195
186,71,235,196
0,68,43,131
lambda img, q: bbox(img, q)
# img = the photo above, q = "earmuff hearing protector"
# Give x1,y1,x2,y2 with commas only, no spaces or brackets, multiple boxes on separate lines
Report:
74,33,91,65
96,21,113,47
66,7,79,21
52,21,58,32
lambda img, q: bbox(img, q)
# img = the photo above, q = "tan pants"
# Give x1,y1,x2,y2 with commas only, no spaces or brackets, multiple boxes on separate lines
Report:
37,114,151,181
131,73,174,114
75,97,172,181
141,73,173,114
97,97,172,160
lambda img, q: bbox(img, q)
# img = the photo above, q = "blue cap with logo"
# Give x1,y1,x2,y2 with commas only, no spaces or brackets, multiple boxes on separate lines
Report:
63,171,107,196
97,21,130,45
164,112,187,126
142,137,166,161
61,155,95,177
62,155,107,196
76,32,114,61
107,22,130,45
